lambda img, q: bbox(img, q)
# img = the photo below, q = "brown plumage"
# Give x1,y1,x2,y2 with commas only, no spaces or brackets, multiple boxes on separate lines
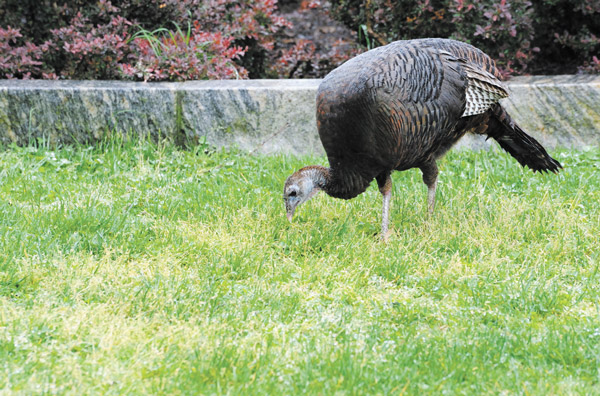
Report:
283,38,562,239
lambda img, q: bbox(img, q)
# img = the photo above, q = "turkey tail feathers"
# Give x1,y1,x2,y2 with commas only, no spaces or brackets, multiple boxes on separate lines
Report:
487,105,562,173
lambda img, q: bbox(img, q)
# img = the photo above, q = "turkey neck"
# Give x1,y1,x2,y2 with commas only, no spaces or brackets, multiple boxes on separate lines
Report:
301,165,371,200
299,165,330,191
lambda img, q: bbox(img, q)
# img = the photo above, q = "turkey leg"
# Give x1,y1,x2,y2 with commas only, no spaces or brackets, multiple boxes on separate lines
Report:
420,161,439,214
376,172,393,241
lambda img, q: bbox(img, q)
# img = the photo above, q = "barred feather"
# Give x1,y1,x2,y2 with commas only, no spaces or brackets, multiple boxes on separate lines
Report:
462,65,509,117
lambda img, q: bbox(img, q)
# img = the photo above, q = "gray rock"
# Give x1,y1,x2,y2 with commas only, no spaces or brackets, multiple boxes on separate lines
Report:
180,79,322,155
502,75,600,149
0,80,178,145
0,76,598,155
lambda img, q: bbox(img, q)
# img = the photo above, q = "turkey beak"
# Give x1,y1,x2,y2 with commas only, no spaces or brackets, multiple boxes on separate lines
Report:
285,199,297,222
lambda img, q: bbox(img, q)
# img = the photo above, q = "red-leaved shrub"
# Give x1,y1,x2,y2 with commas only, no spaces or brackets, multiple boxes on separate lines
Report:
121,23,248,81
51,13,132,79
0,26,56,79
1,0,598,78
0,0,320,80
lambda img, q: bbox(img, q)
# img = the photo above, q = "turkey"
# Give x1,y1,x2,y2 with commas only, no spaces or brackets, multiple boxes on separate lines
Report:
283,38,562,239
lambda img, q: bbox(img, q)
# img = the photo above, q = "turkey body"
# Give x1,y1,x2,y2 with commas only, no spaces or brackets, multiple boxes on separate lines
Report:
283,38,561,239
316,38,559,199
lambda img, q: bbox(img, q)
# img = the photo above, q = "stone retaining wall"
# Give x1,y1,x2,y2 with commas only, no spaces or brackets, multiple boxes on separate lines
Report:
1,76,598,155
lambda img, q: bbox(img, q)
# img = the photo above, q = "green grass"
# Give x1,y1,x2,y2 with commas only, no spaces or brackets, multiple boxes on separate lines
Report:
0,137,599,395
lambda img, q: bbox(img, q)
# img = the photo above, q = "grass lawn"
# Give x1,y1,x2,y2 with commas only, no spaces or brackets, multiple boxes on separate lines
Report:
0,138,599,395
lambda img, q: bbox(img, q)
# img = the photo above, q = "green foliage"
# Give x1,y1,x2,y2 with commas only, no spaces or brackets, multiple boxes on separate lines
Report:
1,139,599,393
328,0,600,75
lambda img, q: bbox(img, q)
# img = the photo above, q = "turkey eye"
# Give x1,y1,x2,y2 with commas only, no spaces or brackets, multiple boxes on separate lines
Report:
289,191,297,197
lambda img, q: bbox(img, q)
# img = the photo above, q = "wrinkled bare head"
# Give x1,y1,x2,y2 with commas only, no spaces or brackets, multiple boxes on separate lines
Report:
283,166,326,222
